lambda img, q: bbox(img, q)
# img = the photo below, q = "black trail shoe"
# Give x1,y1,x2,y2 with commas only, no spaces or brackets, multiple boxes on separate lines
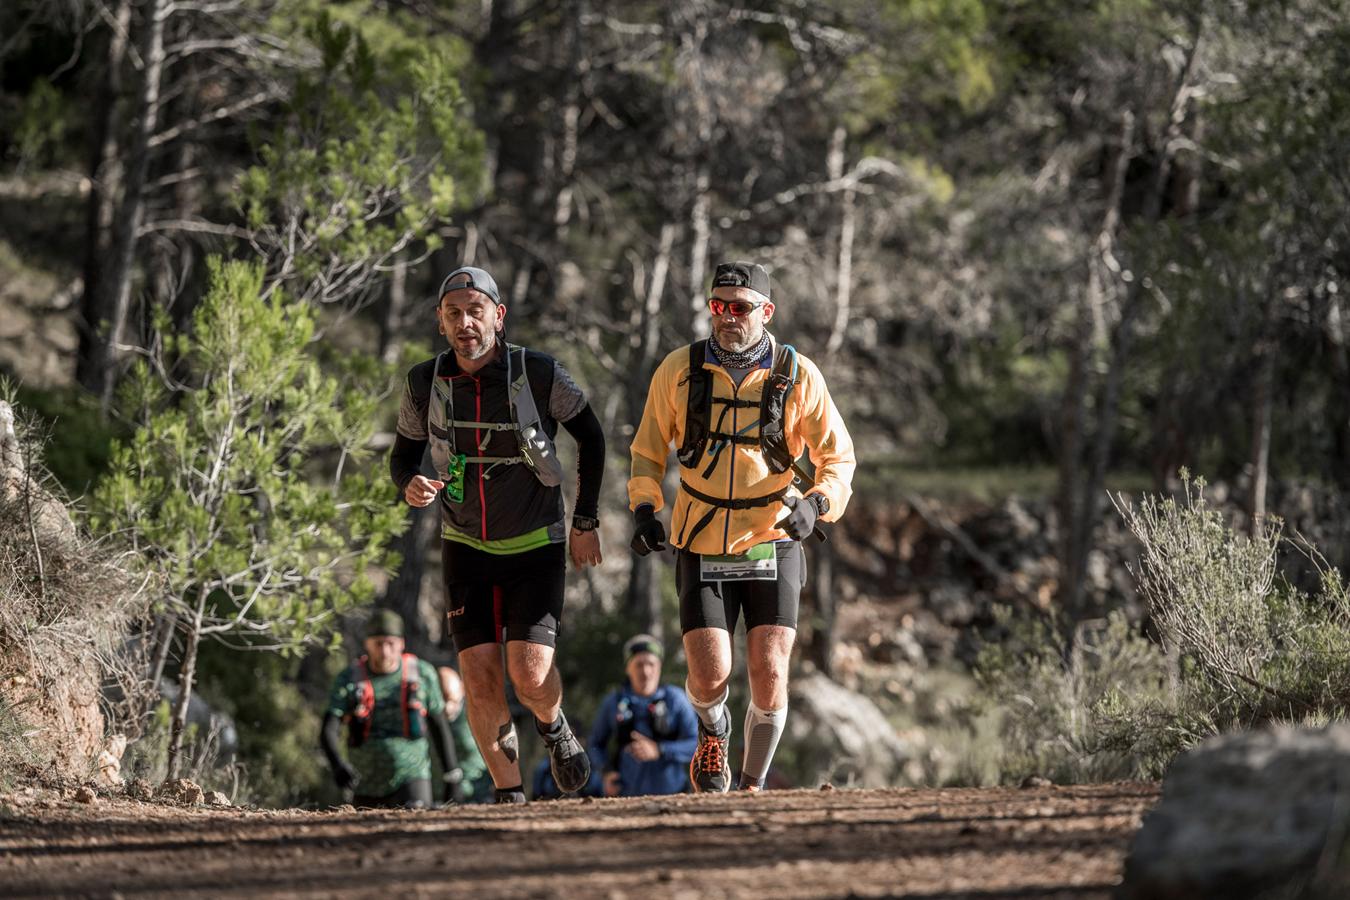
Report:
690,712,732,793
540,712,591,794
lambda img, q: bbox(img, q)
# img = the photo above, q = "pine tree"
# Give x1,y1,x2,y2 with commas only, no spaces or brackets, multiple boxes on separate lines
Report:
92,258,405,778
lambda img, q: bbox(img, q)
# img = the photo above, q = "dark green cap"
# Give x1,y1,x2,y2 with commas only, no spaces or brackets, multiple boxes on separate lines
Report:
624,633,663,661
365,609,405,639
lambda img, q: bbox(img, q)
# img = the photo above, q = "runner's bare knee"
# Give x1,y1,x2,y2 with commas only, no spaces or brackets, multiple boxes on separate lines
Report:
460,644,506,698
506,641,557,705
747,625,794,709
683,627,732,700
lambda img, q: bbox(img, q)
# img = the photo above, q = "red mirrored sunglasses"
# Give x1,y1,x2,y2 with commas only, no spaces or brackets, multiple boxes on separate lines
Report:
708,297,768,317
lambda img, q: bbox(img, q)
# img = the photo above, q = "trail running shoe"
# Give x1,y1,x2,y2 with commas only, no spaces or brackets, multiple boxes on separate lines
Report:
541,712,592,794
690,713,732,793
738,775,764,792
494,788,527,804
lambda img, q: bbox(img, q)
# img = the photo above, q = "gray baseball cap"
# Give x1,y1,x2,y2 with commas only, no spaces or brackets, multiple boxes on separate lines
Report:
438,266,501,305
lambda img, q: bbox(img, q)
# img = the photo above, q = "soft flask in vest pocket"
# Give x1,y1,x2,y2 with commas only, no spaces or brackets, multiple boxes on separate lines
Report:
507,347,564,487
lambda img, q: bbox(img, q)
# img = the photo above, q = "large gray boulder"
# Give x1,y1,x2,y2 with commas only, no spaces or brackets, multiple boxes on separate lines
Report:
786,672,914,787
1121,724,1350,898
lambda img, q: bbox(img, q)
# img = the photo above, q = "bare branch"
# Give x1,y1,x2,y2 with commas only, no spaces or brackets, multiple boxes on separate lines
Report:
148,88,279,148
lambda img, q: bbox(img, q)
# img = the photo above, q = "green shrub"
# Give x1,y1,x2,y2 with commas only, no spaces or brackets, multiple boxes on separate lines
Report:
972,606,1171,783
972,474,1350,783
1113,473,1350,739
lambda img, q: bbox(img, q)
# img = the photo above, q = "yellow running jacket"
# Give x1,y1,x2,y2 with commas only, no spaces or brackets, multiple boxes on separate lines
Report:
628,338,856,556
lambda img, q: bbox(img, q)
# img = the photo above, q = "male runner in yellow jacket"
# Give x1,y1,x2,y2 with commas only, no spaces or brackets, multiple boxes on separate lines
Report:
627,261,855,791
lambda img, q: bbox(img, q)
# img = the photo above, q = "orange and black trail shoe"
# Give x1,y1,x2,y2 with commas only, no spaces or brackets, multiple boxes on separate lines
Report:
690,712,732,793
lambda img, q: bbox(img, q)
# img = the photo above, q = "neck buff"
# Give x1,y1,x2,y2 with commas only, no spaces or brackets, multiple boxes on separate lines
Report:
710,331,771,369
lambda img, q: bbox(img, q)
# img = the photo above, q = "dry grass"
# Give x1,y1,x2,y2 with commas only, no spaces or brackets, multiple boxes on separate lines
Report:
0,396,151,784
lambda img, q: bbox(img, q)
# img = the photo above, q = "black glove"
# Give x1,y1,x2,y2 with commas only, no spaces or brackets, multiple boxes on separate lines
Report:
443,768,468,804
333,760,360,791
630,504,667,556
780,493,828,541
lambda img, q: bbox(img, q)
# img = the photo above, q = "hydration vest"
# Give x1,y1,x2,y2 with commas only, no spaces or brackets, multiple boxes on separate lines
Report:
674,340,823,545
609,690,677,773
345,653,427,748
427,344,564,489
677,339,799,475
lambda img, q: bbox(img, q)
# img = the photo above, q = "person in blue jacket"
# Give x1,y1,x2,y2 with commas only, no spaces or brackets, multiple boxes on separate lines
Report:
588,634,699,797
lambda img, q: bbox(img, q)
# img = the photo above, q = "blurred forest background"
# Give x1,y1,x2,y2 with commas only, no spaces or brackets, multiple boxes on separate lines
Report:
2,0,1350,806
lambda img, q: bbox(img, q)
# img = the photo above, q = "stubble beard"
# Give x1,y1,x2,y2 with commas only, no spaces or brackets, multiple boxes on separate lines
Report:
715,323,763,354
457,329,499,361
367,651,399,675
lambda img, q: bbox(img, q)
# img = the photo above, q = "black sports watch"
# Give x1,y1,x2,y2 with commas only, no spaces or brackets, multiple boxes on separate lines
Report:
571,515,600,532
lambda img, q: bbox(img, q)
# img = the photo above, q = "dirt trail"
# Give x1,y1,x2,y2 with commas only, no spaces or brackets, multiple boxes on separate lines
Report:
0,783,1157,899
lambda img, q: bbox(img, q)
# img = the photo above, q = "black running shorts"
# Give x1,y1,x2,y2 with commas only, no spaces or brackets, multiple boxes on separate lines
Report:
676,541,806,634
442,540,566,651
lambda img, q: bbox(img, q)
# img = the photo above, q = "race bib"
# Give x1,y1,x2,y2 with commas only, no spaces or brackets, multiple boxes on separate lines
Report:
700,543,778,582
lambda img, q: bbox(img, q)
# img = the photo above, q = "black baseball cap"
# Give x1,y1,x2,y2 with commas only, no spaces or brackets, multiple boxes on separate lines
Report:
711,261,771,302
438,266,501,305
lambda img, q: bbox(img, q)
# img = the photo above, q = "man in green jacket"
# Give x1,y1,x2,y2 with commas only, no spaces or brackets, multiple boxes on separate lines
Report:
321,610,460,808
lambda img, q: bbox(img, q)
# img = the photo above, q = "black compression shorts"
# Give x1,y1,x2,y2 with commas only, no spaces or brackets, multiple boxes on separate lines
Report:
442,540,566,651
676,541,806,634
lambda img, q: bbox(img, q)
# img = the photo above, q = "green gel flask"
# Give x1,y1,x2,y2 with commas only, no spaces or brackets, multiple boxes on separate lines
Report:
445,452,467,503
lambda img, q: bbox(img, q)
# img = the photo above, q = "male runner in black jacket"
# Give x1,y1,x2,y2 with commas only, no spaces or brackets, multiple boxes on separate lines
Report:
390,265,605,803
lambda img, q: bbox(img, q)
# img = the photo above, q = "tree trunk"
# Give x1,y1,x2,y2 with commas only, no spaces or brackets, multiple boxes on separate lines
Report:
379,250,409,365
77,0,133,393
552,0,584,244
147,612,176,690
688,164,711,337
1070,24,1204,613
158,34,203,336
625,559,663,640
624,224,677,638
1326,293,1350,485
95,0,171,414
166,593,203,781
804,540,836,676
803,123,853,672
382,505,442,661
825,125,856,358
1171,111,1204,219
1248,340,1274,534
1247,287,1280,534
677,5,713,338
1058,109,1133,618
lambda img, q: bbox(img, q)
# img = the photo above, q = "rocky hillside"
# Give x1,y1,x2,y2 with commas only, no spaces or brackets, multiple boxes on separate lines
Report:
0,400,142,786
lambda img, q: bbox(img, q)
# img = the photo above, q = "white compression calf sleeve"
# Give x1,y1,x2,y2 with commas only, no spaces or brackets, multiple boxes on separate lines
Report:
741,702,787,785
686,681,729,732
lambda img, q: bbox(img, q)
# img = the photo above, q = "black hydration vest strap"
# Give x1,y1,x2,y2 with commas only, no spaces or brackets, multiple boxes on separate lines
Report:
759,343,797,475
678,480,790,548
679,480,788,510
676,341,712,469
